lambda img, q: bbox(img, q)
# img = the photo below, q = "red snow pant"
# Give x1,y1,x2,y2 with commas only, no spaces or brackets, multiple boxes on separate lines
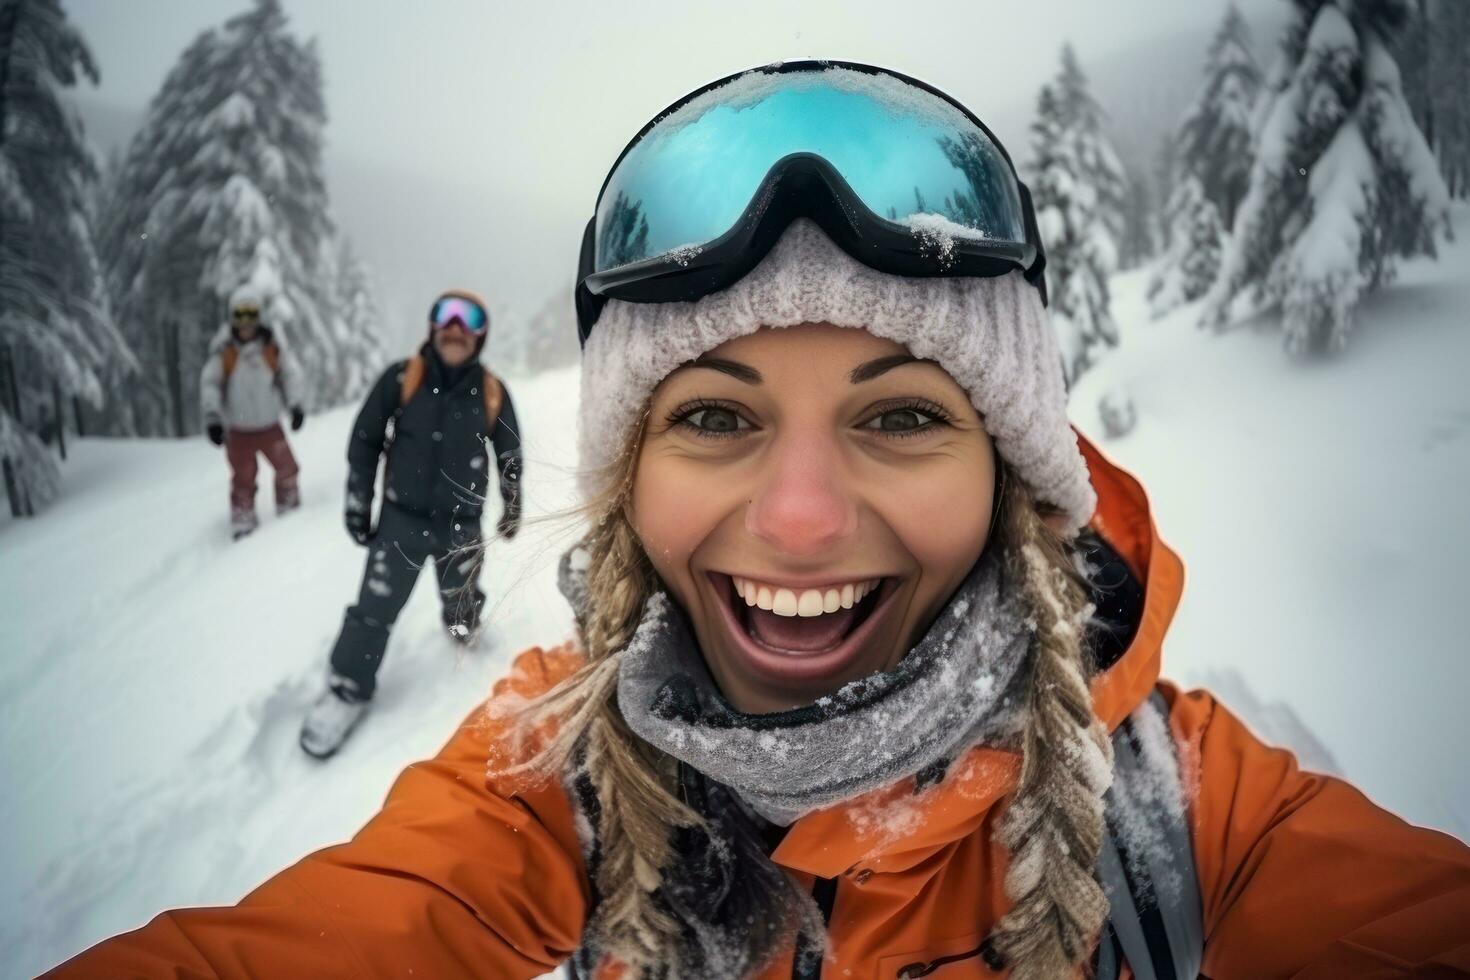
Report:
225,424,300,523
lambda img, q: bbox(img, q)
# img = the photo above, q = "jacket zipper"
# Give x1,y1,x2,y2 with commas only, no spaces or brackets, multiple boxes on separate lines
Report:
791,875,839,980
897,937,1005,978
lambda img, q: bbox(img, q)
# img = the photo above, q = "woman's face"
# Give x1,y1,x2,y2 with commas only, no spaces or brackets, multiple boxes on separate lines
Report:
631,323,997,713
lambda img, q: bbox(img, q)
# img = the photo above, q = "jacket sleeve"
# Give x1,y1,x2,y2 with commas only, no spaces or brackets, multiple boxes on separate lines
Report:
275,336,306,412
490,383,523,507
345,362,404,507
44,648,591,979
199,349,225,427
1168,684,1470,978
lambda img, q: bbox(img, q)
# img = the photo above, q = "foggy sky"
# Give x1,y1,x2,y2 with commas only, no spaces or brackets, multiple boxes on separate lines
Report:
64,0,1280,345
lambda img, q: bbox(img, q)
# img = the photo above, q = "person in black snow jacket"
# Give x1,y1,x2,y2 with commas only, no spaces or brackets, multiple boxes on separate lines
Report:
300,289,522,759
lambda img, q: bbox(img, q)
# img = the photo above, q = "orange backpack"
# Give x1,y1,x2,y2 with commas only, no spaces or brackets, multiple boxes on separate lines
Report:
397,355,504,424
220,342,281,378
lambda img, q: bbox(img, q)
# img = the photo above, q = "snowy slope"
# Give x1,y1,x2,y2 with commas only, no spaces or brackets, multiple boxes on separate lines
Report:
1072,204,1470,840
5,210,1470,975
0,367,582,977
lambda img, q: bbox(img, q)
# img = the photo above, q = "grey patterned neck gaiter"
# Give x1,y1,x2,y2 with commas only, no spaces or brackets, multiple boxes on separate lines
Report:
616,552,1033,825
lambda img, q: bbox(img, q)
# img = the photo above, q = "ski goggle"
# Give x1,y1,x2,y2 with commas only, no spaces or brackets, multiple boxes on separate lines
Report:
231,306,260,320
429,296,489,335
575,60,1047,343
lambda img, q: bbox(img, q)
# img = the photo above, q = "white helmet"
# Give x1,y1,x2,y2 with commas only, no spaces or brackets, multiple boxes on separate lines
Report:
229,284,265,315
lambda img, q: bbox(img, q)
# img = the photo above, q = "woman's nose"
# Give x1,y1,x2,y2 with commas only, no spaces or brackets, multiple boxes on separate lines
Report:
744,434,858,558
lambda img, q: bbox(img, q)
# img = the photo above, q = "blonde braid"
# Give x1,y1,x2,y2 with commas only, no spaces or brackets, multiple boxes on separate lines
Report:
495,441,700,976
579,513,702,972
504,436,1114,976
986,480,1115,978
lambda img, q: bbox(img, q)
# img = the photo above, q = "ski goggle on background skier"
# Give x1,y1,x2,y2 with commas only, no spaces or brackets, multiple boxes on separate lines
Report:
575,60,1049,342
429,296,489,335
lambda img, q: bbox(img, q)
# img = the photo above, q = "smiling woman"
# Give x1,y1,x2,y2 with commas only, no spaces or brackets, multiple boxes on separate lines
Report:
634,325,1002,713
46,59,1470,980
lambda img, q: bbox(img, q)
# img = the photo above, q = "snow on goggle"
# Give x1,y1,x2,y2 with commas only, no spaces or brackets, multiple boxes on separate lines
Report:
576,60,1045,342
231,306,260,318
429,296,489,334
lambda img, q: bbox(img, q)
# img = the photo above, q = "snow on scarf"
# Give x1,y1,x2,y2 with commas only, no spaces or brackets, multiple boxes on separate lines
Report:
559,549,1035,976
616,551,1033,825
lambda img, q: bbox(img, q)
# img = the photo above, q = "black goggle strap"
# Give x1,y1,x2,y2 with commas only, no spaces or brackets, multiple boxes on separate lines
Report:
1016,181,1049,306
575,219,602,345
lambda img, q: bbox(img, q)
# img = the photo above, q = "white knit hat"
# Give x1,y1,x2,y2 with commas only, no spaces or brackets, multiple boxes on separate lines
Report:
578,219,1096,531
228,283,264,313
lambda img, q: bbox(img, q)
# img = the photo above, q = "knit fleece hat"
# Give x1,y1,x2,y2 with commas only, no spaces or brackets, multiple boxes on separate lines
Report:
229,284,264,313
578,218,1096,532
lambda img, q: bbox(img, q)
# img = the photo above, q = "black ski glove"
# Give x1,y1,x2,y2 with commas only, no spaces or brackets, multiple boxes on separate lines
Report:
207,422,225,446
495,454,522,541
344,479,373,544
345,505,372,545
497,500,521,541
290,407,305,431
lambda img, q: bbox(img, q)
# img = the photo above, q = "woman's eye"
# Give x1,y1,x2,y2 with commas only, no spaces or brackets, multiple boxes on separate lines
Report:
863,406,944,435
680,407,747,435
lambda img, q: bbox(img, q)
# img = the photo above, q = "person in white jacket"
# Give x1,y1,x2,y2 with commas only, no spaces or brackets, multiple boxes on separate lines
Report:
199,285,307,539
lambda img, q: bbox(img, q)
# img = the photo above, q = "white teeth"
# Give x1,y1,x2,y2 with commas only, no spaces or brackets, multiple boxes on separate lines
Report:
732,575,884,617
797,590,825,617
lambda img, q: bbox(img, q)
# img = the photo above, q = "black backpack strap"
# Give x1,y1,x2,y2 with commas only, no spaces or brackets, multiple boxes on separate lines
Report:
1095,690,1204,980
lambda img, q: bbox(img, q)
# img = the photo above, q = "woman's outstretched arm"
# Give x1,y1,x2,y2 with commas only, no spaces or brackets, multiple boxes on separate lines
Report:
44,647,590,979
1172,684,1470,978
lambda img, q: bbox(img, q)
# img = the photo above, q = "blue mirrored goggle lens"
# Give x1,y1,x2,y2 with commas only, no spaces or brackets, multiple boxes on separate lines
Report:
430,297,488,333
595,67,1026,273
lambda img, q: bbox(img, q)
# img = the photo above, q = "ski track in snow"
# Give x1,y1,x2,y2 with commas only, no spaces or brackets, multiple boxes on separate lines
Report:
1,367,580,977
5,207,1470,973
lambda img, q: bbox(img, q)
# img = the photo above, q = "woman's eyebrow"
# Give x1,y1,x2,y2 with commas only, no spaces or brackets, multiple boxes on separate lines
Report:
680,357,763,384
849,354,920,383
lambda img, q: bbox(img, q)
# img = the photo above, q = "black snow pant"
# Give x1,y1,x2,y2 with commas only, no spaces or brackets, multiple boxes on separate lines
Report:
328,503,485,699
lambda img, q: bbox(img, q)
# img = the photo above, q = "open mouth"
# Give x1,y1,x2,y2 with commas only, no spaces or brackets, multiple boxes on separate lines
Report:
707,571,902,683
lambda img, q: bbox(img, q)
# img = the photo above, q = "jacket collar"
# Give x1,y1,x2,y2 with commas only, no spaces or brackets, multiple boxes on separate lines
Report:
230,325,272,346
420,341,482,392
770,433,1185,879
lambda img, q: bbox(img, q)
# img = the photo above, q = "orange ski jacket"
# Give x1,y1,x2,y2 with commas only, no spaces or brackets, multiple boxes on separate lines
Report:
46,438,1470,979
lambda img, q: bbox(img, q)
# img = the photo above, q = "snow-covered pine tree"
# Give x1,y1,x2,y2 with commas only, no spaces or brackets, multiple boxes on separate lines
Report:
1178,2,1262,231
1427,0,1469,198
1054,45,1128,253
1392,0,1432,149
1201,0,1451,354
1148,176,1224,318
1118,169,1156,271
1028,45,1128,383
0,0,134,514
1152,135,1179,251
326,238,383,402
100,0,373,435
1148,3,1261,319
